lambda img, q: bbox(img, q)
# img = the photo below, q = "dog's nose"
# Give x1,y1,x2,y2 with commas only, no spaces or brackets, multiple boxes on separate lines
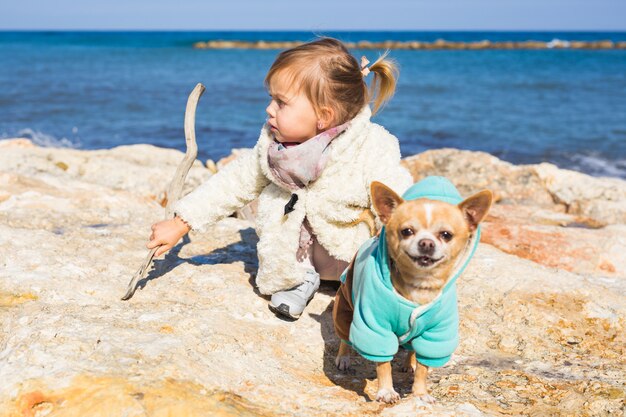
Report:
418,238,435,255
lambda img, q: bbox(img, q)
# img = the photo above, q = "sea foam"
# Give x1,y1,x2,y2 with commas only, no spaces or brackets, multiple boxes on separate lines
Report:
11,128,80,149
570,153,626,178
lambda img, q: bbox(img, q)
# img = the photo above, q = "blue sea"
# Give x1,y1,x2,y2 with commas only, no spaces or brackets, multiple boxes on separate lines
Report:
1,31,625,178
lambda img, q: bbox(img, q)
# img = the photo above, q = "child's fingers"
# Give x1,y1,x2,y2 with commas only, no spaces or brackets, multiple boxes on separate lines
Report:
146,238,162,249
155,245,170,257
146,238,169,256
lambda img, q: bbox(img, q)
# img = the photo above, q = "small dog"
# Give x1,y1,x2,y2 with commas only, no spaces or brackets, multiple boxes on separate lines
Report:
333,177,492,404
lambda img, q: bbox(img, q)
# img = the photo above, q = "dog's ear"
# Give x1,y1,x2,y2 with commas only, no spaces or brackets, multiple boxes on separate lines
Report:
458,190,493,231
371,181,404,224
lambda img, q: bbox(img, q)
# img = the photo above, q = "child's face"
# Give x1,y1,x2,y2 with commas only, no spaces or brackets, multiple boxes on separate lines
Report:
266,73,319,143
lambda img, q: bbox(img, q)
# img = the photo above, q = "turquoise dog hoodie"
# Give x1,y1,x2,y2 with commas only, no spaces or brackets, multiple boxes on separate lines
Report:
341,176,481,367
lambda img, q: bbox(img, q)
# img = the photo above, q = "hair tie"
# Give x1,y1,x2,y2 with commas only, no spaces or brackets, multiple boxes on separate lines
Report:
360,56,370,77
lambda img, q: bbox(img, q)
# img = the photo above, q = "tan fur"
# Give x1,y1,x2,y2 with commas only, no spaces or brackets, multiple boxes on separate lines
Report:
343,208,377,236
336,181,492,403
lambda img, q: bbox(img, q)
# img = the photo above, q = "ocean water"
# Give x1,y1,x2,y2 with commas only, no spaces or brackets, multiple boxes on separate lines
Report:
1,31,625,178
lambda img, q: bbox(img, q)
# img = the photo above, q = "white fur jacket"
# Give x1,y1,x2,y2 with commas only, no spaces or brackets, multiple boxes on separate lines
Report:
173,106,413,294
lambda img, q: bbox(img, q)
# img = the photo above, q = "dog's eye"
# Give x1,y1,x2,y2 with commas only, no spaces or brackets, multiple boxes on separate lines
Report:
439,231,453,241
400,228,414,237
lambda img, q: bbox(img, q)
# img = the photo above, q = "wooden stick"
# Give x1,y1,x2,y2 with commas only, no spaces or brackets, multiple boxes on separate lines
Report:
121,83,206,301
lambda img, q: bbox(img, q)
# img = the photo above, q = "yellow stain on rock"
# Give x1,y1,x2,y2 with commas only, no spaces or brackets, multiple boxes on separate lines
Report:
159,325,174,334
0,292,38,307
1,375,280,417
55,161,69,171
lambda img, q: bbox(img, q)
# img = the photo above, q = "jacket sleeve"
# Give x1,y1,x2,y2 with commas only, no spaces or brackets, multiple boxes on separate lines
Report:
349,293,399,362
411,288,459,368
347,243,399,363
172,145,270,231
410,301,459,368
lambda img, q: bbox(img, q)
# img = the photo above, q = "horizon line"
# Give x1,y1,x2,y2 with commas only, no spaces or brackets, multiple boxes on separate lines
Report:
1,28,626,33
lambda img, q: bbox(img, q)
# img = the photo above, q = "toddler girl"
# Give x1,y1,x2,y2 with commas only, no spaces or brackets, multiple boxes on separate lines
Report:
148,37,412,320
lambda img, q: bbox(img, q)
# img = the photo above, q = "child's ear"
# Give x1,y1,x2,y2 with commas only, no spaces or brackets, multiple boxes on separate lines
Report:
317,106,336,130
458,190,493,231
371,181,404,224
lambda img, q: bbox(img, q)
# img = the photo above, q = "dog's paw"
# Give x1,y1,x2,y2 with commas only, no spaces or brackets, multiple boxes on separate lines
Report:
376,388,400,404
335,355,351,371
414,393,436,404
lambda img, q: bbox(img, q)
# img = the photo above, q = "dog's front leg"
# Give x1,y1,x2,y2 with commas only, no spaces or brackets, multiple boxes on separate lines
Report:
335,341,351,371
375,361,400,403
412,361,435,404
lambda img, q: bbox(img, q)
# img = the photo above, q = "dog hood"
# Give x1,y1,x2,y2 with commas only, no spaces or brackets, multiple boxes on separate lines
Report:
343,176,481,366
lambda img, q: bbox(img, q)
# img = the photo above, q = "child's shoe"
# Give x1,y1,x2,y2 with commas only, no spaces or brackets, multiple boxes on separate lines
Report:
269,270,320,320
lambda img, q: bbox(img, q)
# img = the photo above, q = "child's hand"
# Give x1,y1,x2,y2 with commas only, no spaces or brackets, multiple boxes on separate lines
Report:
146,216,191,257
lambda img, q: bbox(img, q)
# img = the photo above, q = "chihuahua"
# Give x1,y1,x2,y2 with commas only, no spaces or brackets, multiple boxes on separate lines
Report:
333,177,492,404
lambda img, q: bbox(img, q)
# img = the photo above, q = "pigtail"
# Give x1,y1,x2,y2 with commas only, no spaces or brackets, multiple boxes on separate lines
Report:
367,51,399,115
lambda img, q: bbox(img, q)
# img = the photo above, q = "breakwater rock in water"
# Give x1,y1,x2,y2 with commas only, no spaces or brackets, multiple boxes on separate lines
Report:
193,39,626,50
1,138,624,416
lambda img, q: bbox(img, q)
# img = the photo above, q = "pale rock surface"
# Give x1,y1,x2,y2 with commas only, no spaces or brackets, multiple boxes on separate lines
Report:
533,162,626,225
401,149,557,207
402,148,626,225
0,139,211,206
0,140,624,416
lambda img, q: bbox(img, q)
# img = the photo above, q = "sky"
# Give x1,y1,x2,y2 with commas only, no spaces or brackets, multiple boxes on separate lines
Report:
1,0,625,31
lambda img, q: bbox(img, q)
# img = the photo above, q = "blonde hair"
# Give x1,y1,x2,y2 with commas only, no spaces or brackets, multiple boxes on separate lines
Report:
265,37,398,125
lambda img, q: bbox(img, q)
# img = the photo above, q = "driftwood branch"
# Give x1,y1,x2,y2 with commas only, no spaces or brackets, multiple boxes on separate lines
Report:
121,83,206,301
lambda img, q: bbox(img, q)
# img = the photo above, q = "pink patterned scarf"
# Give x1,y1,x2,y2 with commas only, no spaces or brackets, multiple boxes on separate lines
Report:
267,122,349,191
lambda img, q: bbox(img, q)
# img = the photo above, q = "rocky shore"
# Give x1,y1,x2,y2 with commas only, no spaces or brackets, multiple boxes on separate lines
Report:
193,39,626,50
0,138,624,416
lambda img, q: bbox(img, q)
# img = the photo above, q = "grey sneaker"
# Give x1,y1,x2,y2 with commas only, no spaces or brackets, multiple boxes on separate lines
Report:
269,270,320,320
